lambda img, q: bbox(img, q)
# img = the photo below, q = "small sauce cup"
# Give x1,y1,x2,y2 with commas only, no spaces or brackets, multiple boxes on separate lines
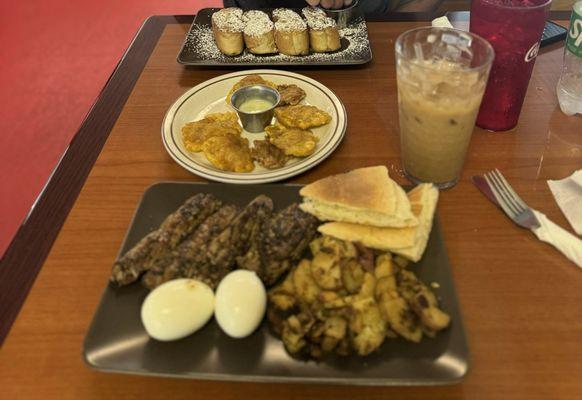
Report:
318,0,360,29
230,85,280,133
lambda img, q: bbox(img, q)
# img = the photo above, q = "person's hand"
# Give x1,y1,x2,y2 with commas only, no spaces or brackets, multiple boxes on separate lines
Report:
305,0,353,10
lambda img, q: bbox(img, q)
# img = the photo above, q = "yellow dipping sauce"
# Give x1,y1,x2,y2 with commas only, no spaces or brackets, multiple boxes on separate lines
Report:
239,98,273,113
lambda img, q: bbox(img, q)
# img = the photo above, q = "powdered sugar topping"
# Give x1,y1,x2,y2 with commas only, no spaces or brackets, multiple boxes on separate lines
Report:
306,16,336,30
301,7,336,30
302,7,327,20
243,11,274,37
274,16,307,32
184,18,370,64
272,8,302,22
212,8,244,32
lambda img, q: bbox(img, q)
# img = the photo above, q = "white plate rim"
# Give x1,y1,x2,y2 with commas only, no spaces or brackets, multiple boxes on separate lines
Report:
161,69,347,184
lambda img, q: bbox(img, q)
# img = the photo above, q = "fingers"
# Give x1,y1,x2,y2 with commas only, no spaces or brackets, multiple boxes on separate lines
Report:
319,0,351,9
309,0,352,9
328,0,344,9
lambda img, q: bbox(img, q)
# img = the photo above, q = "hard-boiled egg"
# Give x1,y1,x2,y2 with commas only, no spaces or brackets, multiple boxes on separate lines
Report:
141,278,214,341
215,270,266,338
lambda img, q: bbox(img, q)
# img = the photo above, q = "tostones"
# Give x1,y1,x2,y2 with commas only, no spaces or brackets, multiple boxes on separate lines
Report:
226,75,278,105
181,112,242,153
265,123,318,157
277,84,306,106
251,139,289,169
202,134,255,173
274,105,332,130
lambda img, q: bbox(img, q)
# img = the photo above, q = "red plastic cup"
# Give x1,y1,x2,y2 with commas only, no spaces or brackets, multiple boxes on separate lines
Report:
470,0,551,131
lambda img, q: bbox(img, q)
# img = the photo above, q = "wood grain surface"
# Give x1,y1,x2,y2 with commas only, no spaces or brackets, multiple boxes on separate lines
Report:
1,17,582,400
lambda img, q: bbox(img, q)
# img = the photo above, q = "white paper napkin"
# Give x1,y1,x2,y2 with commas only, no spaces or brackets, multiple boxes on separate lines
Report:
548,170,582,235
532,210,582,268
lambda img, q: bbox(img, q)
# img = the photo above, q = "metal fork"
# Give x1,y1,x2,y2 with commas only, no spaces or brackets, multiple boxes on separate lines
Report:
483,169,541,229
473,169,582,268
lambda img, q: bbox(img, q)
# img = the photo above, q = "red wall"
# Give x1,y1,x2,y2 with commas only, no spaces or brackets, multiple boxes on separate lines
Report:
0,0,221,256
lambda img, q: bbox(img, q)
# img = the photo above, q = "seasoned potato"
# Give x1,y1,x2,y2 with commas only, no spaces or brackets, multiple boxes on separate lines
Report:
318,290,342,304
320,317,347,352
310,236,357,259
293,259,320,305
281,312,314,355
418,306,450,331
277,268,296,294
349,298,386,356
311,252,342,290
357,272,377,299
393,255,410,269
324,316,347,340
269,291,297,311
268,292,299,337
267,235,450,360
341,259,365,294
307,321,326,343
378,295,422,343
282,317,307,355
409,284,451,331
375,276,397,301
375,253,396,279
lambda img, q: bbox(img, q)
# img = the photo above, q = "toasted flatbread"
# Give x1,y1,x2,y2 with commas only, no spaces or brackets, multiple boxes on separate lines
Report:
318,183,439,262
391,184,439,261
299,166,418,228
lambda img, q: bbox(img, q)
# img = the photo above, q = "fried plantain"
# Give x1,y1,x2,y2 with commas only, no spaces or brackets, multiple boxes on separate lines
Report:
181,112,242,153
265,123,318,157
250,139,288,169
277,84,306,106
274,105,331,130
202,134,254,172
226,75,278,105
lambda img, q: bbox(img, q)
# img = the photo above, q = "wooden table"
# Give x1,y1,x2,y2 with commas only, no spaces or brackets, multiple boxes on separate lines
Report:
1,13,581,400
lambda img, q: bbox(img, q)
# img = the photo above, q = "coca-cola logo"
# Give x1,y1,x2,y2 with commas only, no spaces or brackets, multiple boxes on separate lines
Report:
525,42,540,62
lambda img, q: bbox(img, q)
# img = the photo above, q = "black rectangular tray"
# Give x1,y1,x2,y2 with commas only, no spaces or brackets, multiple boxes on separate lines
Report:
83,182,469,385
177,8,373,66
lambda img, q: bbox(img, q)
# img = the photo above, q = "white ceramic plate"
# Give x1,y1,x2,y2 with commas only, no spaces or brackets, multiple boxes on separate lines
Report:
162,69,347,184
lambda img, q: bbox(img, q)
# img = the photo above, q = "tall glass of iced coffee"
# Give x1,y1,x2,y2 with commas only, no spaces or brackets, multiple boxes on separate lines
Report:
395,27,494,189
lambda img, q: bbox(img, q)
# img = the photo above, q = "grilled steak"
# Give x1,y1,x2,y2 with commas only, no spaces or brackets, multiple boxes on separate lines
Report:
237,203,319,286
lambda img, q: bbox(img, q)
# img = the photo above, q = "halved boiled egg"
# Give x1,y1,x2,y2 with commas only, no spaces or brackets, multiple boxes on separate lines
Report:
215,270,266,338
141,278,214,341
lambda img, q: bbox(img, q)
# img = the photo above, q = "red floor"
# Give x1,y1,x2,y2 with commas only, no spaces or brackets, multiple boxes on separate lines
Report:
0,0,221,257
